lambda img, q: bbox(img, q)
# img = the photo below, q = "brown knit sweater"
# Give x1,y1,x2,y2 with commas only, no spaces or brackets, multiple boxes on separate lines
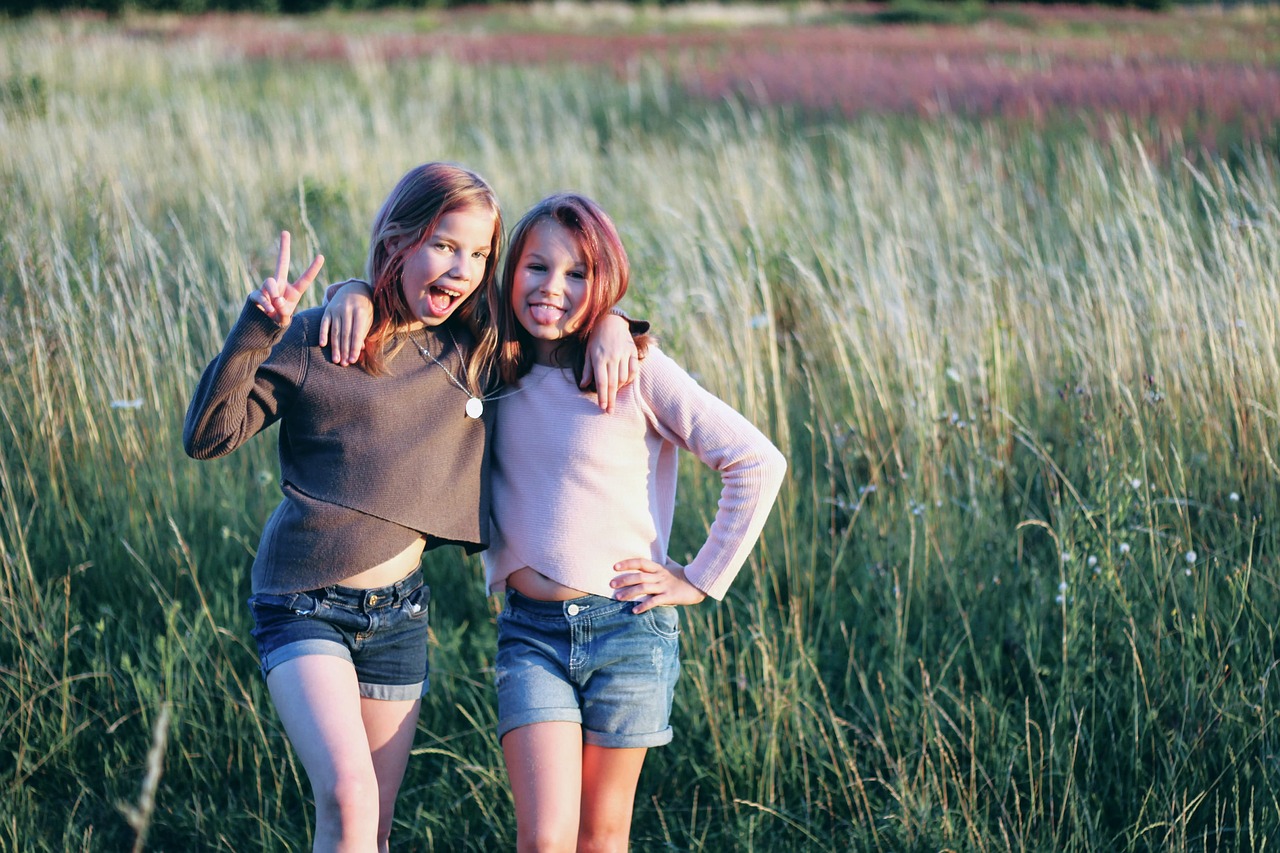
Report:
184,299,491,595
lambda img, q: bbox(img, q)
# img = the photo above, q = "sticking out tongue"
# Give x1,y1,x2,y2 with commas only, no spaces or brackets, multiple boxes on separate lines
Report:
530,303,565,325
429,286,455,315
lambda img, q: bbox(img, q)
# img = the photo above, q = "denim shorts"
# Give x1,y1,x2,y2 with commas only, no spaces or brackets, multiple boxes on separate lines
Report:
494,590,681,749
247,568,430,701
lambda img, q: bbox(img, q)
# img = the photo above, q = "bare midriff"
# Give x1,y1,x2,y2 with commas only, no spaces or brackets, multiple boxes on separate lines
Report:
506,566,592,601
335,537,427,589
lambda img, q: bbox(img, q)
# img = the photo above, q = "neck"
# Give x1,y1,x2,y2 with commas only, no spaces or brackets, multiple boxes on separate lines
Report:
532,339,557,366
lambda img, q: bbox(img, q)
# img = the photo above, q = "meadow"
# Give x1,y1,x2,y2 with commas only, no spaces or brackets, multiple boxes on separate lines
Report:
1,4,1279,850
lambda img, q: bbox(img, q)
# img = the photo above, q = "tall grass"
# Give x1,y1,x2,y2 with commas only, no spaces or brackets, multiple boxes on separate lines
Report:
1,15,1278,851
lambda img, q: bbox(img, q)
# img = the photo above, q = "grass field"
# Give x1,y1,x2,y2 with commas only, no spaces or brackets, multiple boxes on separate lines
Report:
1,4,1279,850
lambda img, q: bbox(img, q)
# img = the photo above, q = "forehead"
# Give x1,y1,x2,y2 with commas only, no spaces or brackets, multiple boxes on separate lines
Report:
434,207,497,242
523,218,584,261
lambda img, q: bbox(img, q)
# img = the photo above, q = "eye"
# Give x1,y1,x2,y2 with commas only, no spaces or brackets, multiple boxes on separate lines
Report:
434,242,453,253
526,262,546,272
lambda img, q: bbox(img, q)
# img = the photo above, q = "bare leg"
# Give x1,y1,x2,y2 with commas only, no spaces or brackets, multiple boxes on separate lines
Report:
577,744,647,853
267,656,415,852
361,695,421,853
503,722,584,853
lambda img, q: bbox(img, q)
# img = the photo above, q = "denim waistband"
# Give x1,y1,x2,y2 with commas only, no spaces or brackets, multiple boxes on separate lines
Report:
323,567,424,611
505,588,627,618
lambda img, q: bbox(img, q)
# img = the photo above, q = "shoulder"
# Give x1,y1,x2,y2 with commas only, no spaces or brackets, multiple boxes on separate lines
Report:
288,307,327,348
636,345,700,397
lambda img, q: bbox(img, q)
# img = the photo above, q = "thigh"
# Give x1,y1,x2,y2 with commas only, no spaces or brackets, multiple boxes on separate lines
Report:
503,721,584,849
360,696,421,827
579,744,647,847
266,655,374,791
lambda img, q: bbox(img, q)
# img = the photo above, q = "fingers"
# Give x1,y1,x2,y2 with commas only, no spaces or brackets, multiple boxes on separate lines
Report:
318,312,330,347
621,354,639,388
252,276,283,323
596,360,617,412
611,559,704,612
274,231,291,285
345,311,369,365
294,253,325,293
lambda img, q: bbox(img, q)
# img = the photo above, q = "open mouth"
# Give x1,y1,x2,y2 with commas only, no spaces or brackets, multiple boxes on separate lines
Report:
428,284,464,315
528,301,567,325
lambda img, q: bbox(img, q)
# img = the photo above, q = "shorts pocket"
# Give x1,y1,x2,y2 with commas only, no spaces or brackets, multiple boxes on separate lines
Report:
248,590,321,617
403,585,430,620
640,605,680,641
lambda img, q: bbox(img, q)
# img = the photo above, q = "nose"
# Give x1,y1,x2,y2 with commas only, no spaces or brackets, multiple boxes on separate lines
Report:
539,272,564,295
448,254,471,281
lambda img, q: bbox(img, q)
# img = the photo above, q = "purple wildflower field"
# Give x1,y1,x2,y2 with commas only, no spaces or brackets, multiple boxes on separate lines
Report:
150,5,1279,149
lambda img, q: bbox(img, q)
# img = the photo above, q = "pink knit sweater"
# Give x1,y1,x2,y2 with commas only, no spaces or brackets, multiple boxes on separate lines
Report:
483,346,787,601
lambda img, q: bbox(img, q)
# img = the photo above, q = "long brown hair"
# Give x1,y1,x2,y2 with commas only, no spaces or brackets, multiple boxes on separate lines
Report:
360,163,502,392
496,193,648,388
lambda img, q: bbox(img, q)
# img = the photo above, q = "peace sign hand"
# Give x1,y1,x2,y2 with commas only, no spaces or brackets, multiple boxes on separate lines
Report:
250,231,325,328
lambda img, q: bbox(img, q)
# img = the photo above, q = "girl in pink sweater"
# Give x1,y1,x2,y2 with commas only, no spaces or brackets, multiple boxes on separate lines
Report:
486,193,787,852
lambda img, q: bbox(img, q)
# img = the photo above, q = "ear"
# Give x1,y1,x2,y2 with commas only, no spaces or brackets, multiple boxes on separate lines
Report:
384,234,405,254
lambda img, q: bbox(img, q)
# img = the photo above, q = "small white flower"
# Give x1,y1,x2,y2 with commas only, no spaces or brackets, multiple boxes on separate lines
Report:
749,313,770,329
1130,478,1142,490
1119,543,1131,554
1058,581,1069,592
1185,568,1193,576
1185,551,1197,565
110,398,144,409
1055,594,1065,604
1087,555,1097,567
1229,492,1240,502
1061,553,1072,563
256,470,274,486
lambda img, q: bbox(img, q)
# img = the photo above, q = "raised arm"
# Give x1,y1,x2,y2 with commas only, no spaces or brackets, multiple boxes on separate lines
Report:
183,232,323,459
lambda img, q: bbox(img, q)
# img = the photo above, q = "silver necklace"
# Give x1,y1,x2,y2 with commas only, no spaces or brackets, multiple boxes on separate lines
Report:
408,326,523,419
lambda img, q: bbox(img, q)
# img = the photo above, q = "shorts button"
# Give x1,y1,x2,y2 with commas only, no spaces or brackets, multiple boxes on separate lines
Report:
567,604,580,616
368,594,379,605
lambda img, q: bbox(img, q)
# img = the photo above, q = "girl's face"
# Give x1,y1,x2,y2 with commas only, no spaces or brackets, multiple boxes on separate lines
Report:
511,219,592,364
397,207,496,328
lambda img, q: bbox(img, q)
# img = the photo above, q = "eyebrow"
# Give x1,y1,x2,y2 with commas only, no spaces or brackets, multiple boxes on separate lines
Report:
523,250,585,268
432,229,491,253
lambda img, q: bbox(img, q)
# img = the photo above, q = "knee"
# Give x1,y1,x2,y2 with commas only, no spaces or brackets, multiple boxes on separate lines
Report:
313,768,379,829
577,820,631,853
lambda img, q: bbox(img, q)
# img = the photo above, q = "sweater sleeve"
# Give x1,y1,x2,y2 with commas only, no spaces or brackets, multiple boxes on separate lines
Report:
638,349,787,600
183,298,307,460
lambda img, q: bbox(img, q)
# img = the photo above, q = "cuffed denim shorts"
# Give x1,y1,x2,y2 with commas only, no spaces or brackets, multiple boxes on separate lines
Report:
494,589,681,748
247,568,430,702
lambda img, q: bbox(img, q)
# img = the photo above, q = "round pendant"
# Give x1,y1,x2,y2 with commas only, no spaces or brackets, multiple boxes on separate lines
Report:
465,397,484,419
